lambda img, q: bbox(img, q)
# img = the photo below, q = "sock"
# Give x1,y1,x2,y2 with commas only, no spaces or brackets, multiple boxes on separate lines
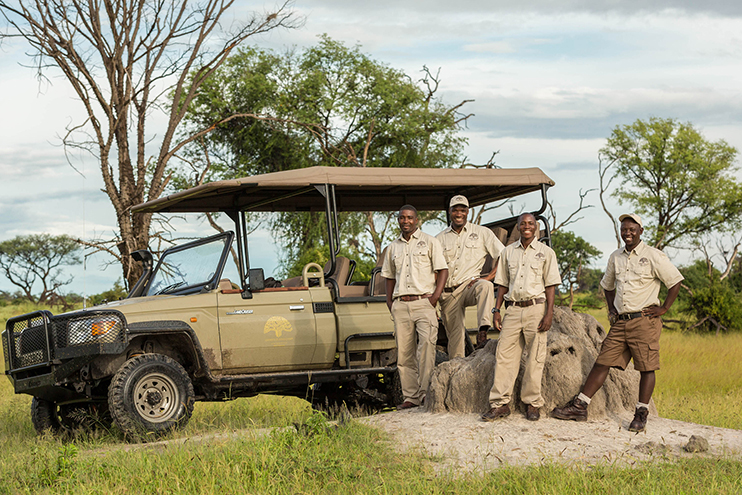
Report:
636,402,650,410
577,393,592,405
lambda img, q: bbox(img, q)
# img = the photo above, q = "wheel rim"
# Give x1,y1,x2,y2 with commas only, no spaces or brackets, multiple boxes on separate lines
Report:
132,372,181,423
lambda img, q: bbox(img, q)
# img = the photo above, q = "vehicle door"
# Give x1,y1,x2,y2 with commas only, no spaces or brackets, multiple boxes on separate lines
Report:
217,287,319,373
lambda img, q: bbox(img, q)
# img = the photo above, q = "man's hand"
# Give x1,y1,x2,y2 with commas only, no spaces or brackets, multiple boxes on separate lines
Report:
537,310,553,332
608,311,618,326
642,306,667,318
476,329,489,348
493,312,502,331
428,295,439,307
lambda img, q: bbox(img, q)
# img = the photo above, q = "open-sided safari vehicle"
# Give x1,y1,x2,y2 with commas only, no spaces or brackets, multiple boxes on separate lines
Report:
2,166,554,438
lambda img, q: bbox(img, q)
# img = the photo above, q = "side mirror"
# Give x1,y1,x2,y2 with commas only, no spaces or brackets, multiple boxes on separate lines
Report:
249,268,265,291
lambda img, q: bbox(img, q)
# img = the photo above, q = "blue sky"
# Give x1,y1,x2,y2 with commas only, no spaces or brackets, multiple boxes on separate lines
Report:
1,0,742,296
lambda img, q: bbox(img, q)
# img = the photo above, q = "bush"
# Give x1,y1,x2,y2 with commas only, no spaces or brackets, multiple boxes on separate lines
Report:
87,280,128,306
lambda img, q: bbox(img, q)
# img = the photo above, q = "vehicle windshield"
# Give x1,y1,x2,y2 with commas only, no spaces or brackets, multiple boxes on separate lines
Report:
146,236,228,296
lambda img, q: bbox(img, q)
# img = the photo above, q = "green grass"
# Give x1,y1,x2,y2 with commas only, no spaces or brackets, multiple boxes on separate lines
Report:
2,304,742,493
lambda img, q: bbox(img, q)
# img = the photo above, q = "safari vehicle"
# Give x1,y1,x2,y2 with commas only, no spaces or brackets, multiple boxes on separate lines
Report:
2,166,554,438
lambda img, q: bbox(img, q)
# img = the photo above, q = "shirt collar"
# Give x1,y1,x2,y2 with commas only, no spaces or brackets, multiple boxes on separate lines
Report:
445,222,469,235
623,240,646,256
399,228,422,243
518,238,540,251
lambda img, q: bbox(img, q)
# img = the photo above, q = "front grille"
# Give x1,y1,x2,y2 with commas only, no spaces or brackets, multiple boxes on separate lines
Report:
4,310,127,372
4,311,53,369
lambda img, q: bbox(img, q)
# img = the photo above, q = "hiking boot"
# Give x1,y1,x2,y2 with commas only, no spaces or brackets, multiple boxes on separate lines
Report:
551,396,588,422
481,403,510,422
526,404,540,421
628,406,649,432
397,400,419,410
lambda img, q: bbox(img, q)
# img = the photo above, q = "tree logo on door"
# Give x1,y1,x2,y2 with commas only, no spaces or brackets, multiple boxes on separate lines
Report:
264,316,294,338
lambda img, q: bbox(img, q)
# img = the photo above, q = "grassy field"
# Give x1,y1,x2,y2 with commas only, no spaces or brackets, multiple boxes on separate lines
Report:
1,303,742,493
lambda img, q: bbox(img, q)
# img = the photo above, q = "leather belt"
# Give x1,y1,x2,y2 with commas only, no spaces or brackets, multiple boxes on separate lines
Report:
396,294,431,302
617,311,644,321
505,297,545,308
443,284,462,293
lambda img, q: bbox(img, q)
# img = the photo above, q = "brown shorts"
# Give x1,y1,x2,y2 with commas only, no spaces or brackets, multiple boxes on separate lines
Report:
595,315,662,372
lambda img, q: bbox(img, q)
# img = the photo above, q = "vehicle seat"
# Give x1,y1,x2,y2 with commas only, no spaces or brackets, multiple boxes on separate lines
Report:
492,227,508,245
326,256,351,285
367,247,388,296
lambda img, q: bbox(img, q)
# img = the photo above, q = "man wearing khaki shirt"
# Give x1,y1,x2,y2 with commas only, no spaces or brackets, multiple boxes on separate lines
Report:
382,205,448,410
482,213,561,422
552,213,683,432
437,195,504,358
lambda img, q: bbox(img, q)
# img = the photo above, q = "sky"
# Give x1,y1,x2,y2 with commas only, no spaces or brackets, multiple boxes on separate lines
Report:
1,0,742,296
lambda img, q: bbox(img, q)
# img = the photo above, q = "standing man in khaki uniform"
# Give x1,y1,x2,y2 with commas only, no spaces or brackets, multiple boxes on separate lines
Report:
482,213,561,422
552,213,683,432
437,195,504,358
382,205,448,410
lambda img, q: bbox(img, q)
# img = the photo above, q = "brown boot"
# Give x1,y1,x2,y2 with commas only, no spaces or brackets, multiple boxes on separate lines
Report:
481,403,510,422
628,407,649,432
526,404,540,421
551,396,588,422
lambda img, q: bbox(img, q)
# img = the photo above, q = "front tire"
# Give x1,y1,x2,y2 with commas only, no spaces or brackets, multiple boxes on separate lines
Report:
108,354,194,440
31,397,63,435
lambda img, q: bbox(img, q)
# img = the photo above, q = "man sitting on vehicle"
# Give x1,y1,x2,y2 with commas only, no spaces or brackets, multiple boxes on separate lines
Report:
436,195,504,358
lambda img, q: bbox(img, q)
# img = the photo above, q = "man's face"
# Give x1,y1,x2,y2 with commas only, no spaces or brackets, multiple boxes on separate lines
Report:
620,219,643,247
518,214,538,242
398,208,419,236
450,205,469,229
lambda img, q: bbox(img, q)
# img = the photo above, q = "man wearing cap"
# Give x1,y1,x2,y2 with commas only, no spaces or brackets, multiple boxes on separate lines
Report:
482,213,561,422
382,205,448,410
552,213,683,432
436,195,505,358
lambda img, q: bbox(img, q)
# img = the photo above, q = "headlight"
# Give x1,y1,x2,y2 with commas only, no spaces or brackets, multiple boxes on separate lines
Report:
67,315,124,346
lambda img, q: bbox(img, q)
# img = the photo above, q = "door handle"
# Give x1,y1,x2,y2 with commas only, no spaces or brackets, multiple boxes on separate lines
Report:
289,305,305,311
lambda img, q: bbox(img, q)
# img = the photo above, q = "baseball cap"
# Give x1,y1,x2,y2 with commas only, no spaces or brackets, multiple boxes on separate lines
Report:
449,195,469,208
619,213,643,228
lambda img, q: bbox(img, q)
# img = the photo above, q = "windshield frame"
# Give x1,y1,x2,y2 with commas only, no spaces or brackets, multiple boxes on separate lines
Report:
144,231,234,296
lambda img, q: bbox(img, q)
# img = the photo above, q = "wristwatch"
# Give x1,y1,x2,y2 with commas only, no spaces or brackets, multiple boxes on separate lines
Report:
493,307,500,313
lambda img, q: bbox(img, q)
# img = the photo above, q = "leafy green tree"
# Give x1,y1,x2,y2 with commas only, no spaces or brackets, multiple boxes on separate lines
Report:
600,117,742,250
550,230,601,309
0,234,80,304
177,36,468,275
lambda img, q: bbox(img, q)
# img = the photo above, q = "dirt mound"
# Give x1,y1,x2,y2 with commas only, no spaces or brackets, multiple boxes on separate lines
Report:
426,306,657,418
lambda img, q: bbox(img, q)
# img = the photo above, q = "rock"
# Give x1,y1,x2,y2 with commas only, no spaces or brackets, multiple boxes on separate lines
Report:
684,435,710,453
426,306,658,419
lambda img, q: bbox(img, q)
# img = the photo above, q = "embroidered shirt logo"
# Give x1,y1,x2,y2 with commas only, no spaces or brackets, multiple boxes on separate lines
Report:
535,252,546,259
417,240,427,248
639,257,650,265
468,233,479,241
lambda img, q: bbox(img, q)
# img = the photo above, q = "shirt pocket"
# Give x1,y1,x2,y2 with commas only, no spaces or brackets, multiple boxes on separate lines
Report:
393,253,404,271
507,260,519,278
413,251,431,270
530,258,545,277
443,247,455,264
632,264,652,279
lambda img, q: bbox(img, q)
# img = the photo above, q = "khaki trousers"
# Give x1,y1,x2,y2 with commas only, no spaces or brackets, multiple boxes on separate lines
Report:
488,303,548,408
439,279,495,358
391,298,438,405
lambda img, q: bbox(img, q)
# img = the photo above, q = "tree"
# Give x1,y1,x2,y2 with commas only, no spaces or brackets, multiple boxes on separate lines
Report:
0,0,299,288
550,230,601,309
0,234,80,304
178,36,469,275
599,117,742,250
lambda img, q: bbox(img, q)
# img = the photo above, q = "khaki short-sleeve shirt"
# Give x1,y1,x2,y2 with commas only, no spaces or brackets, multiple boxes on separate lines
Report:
381,228,448,298
600,241,684,313
436,222,504,288
494,239,561,301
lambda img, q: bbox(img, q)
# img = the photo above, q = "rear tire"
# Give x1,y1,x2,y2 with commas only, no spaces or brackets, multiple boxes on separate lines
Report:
108,353,194,441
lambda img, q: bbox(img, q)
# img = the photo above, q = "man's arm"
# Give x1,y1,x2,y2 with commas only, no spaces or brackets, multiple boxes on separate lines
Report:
385,278,396,312
604,288,617,315
538,285,556,332
492,285,508,331
429,269,448,307
644,282,682,318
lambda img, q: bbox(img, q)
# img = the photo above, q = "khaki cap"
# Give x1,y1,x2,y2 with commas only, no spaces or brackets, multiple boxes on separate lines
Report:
619,213,643,228
449,195,469,208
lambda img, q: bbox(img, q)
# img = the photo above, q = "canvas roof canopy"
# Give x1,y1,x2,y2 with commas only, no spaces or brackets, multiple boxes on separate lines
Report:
132,166,555,214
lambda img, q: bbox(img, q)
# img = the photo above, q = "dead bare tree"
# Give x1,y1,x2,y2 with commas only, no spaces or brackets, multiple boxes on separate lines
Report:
598,153,621,249
547,188,595,233
0,0,300,288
